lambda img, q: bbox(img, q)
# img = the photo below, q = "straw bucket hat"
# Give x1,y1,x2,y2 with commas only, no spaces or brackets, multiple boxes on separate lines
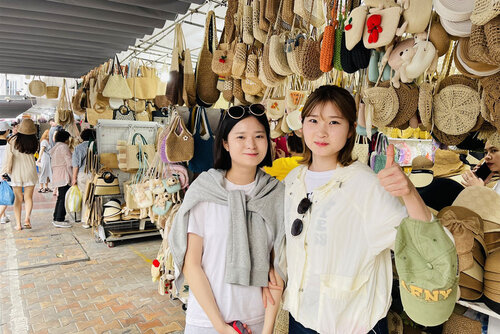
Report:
18,119,37,135
432,127,468,146
437,74,478,93
387,83,419,129
455,38,500,77
433,84,481,135
362,86,399,128
442,313,482,334
470,0,500,26
418,82,434,130
431,149,465,177
430,19,451,57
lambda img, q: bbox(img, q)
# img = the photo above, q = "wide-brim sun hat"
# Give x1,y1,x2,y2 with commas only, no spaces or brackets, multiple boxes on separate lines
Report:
437,74,478,93
456,38,500,77
103,206,121,218
362,86,399,128
409,156,434,188
440,17,472,37
103,199,121,210
18,119,37,135
431,149,466,177
434,0,474,22
433,84,481,135
453,186,500,228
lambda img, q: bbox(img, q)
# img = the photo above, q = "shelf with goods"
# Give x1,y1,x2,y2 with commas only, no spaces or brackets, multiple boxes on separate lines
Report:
457,300,500,321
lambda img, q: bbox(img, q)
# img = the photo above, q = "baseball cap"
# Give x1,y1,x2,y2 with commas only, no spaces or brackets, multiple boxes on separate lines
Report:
0,121,11,132
395,218,459,326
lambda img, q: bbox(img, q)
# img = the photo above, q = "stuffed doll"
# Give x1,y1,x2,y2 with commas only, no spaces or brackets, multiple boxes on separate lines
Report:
164,176,182,204
388,38,417,88
405,32,438,80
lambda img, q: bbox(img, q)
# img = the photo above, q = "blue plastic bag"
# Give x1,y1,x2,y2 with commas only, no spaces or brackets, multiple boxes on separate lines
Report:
0,181,15,205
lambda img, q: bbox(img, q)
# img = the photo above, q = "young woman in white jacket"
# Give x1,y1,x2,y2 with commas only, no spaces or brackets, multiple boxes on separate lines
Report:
281,85,432,334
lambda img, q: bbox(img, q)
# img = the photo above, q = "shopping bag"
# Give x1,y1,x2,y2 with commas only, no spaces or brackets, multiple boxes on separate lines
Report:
65,185,82,213
0,181,14,206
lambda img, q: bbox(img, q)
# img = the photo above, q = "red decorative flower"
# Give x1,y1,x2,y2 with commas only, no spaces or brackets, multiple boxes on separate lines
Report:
152,259,160,267
366,15,383,44
345,24,352,30
219,55,227,63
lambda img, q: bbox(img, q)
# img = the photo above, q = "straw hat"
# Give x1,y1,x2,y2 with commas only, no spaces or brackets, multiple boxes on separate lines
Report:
432,127,468,146
470,0,500,26
486,131,500,148
363,86,399,128
437,74,478,93
434,84,480,135
17,119,37,135
455,38,500,77
453,186,500,229
480,72,500,130
442,313,482,334
440,17,472,37
387,83,419,129
430,19,451,57
434,0,474,22
431,149,465,177
409,156,434,188
103,206,121,218
103,199,121,210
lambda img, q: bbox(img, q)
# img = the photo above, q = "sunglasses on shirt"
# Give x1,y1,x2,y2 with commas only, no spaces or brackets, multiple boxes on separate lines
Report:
224,104,266,120
291,196,312,236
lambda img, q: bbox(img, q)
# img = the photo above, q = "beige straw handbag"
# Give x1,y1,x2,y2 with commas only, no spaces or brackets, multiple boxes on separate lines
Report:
46,86,59,99
196,11,220,105
28,76,46,97
253,0,268,43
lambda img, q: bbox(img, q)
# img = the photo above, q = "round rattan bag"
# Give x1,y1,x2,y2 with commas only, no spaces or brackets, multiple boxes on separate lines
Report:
387,83,419,129
29,79,46,97
433,84,481,135
362,86,399,128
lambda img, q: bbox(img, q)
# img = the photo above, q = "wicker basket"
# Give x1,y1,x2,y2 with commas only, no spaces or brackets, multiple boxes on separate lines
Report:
28,79,46,97
46,86,59,99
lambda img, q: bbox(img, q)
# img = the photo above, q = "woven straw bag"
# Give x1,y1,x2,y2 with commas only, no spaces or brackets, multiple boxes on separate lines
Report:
103,56,133,99
333,13,345,71
46,86,59,99
418,81,434,130
232,42,248,78
269,5,293,76
281,0,294,25
260,0,271,31
262,36,286,86
243,4,254,44
286,28,305,74
266,86,286,119
387,83,419,129
246,52,259,78
265,0,280,25
233,79,250,105
242,78,263,95
433,84,481,135
469,24,497,66
320,0,338,72
165,24,185,106
196,11,220,106
352,134,369,164
470,0,500,26
212,38,235,77
29,77,46,97
294,0,325,28
253,0,268,43
223,77,234,102
480,72,500,129
363,85,399,128
165,116,194,163
298,31,323,81
127,99,146,112
127,65,159,100
86,107,113,126
183,49,197,108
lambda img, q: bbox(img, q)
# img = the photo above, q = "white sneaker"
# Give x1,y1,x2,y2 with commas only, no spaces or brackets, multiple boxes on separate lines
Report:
81,223,91,229
0,216,9,224
52,221,72,228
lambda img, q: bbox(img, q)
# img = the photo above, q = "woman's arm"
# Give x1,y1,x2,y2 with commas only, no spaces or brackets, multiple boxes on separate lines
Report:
38,146,45,161
1,142,13,175
378,145,431,221
183,233,238,334
262,266,284,334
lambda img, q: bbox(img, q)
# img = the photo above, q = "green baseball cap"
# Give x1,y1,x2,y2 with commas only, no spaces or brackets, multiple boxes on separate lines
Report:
395,218,459,327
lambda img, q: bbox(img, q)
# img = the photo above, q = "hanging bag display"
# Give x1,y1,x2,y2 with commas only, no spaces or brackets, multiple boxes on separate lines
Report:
253,0,268,43
94,169,121,196
29,76,46,97
102,56,133,99
212,26,236,77
166,24,185,106
320,0,338,72
196,11,220,106
269,0,293,76
188,107,215,173
126,133,156,170
165,115,194,163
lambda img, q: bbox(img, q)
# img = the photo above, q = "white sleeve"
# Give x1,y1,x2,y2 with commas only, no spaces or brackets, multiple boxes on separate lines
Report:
362,177,408,254
187,202,206,237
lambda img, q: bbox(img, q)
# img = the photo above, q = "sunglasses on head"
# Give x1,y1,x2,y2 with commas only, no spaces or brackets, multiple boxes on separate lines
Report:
224,104,266,120
291,195,312,237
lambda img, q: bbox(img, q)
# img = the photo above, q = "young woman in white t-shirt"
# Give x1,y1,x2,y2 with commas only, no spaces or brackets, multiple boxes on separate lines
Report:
179,105,285,334
281,85,432,334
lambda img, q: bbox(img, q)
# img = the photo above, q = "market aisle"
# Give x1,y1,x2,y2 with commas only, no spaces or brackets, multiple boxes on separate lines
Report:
0,195,186,334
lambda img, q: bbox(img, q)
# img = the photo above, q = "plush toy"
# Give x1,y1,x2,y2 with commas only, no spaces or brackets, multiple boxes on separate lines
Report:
364,0,398,10
164,176,182,204
405,32,438,80
388,38,417,88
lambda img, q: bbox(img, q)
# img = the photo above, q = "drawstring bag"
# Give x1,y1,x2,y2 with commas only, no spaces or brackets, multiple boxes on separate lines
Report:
65,185,82,213
188,107,215,173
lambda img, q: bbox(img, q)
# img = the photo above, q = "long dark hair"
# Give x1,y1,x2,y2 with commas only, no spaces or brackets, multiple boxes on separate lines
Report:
10,133,38,155
213,112,273,170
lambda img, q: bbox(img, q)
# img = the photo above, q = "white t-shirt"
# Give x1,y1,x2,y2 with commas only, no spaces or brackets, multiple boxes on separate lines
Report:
186,179,273,328
305,169,336,193
493,182,500,195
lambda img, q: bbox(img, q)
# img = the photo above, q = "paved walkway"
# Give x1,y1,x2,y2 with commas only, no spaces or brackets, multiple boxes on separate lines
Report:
0,190,186,334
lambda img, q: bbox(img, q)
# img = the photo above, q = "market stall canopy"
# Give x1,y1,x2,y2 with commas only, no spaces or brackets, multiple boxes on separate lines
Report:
0,0,201,78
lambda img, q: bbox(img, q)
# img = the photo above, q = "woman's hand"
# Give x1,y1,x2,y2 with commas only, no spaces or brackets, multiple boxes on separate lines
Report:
461,170,485,187
220,323,252,334
378,144,412,197
262,267,283,308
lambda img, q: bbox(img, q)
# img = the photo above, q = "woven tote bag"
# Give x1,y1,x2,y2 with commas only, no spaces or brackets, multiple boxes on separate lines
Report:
183,48,197,108
102,56,133,99
165,115,194,163
166,24,185,106
29,77,46,97
253,0,268,43
196,11,220,106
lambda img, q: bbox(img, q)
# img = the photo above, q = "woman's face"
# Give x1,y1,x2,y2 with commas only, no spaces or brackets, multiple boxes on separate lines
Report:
223,116,268,170
302,102,351,161
485,141,500,173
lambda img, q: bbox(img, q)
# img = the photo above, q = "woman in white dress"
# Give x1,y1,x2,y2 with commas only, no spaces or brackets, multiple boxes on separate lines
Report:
36,129,52,193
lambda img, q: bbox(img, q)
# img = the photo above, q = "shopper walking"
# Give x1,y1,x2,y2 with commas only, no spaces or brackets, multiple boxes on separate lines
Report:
169,106,285,334
281,86,431,334
1,119,39,230
71,128,95,227
36,129,52,193
50,130,73,228
0,121,11,224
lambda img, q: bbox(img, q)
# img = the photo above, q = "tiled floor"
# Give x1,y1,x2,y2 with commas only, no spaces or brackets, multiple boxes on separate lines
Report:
0,190,185,334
